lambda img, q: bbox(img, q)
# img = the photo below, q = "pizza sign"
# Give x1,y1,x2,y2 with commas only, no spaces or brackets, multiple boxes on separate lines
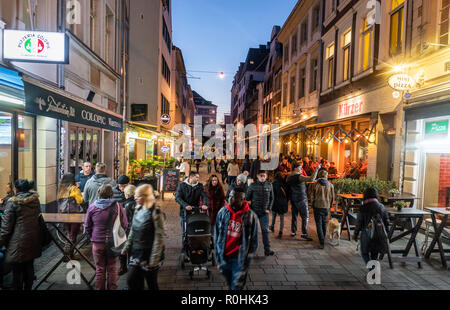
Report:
3,30,69,64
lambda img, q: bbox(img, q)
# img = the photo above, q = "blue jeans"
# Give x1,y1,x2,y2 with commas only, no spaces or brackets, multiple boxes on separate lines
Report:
258,213,271,253
220,257,249,290
291,200,309,235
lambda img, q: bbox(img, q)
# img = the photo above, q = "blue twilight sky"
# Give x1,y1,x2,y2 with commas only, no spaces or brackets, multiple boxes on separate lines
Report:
172,0,298,123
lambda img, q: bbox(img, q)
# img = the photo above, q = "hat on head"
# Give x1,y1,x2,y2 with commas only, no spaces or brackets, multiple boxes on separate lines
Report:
118,175,130,185
364,187,378,200
237,174,247,184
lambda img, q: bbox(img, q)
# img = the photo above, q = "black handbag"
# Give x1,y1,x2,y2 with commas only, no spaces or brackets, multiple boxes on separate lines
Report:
105,203,125,258
38,214,53,248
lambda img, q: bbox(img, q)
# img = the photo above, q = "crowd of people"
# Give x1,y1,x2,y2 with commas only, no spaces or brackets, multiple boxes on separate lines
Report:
0,153,387,291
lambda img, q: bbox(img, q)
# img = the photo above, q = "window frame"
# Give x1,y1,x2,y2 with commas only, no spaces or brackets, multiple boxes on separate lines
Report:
342,30,351,82
298,67,306,99
389,2,405,56
326,42,335,88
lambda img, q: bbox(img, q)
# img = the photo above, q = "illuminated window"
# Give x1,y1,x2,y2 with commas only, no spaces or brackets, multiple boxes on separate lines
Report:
342,31,351,81
390,0,405,56
440,0,450,47
326,43,335,88
361,18,373,71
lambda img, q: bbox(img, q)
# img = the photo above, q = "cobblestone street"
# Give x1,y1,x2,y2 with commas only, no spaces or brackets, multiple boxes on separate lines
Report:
13,164,449,290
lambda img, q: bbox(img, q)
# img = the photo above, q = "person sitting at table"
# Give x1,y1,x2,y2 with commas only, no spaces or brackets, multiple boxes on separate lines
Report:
328,162,338,176
353,187,390,266
57,173,84,260
0,179,42,290
84,184,128,290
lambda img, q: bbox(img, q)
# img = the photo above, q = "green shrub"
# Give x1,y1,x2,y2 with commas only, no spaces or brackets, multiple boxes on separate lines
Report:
332,177,397,196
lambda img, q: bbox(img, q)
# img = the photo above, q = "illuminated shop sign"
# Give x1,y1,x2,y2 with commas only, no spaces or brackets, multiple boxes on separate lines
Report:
425,120,449,137
338,100,363,118
3,30,69,64
388,74,416,91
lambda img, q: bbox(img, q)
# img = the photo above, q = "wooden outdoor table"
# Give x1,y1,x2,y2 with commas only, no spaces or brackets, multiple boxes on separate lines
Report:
337,194,364,240
380,208,431,268
379,193,420,208
424,207,450,268
34,213,95,290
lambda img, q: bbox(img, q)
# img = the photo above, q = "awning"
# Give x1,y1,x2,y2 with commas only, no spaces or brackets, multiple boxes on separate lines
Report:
279,116,317,137
23,75,123,132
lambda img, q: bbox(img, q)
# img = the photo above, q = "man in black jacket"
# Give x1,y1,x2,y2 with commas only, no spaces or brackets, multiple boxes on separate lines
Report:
175,172,209,246
249,156,261,183
287,162,320,240
225,174,248,202
246,170,274,256
113,175,130,205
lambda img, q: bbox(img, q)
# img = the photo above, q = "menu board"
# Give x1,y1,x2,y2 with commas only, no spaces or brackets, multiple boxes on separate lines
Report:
0,116,12,145
162,169,179,192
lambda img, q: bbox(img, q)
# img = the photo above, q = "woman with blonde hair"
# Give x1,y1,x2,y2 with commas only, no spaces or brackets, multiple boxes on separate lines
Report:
57,173,84,258
122,184,165,290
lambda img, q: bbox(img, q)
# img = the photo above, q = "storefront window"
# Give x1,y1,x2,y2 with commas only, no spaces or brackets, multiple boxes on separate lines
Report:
17,115,34,181
93,131,99,166
86,130,92,163
69,128,77,175
78,128,85,170
0,112,12,198
423,154,450,208
68,125,101,175
129,138,135,161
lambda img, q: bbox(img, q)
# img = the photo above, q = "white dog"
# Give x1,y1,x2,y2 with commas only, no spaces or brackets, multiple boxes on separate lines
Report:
327,218,341,246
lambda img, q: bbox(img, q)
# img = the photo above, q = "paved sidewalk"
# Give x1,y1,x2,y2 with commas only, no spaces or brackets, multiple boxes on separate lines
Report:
21,163,450,290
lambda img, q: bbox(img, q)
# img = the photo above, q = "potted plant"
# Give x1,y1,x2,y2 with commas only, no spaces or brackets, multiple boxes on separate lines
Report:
394,201,407,211
389,188,401,197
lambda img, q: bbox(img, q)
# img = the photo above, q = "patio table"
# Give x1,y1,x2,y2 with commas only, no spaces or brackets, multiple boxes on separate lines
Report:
33,213,95,290
379,193,420,208
424,207,450,268
337,194,363,241
380,208,430,268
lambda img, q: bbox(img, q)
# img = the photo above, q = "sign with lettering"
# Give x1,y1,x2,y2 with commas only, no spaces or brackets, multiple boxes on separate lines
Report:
138,130,153,140
161,145,170,154
388,74,416,91
3,30,69,64
161,114,171,125
425,120,449,137
162,169,179,192
24,81,123,132
338,100,363,119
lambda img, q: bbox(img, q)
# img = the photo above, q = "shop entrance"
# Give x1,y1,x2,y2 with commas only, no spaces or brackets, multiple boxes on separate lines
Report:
422,153,450,209
69,125,100,175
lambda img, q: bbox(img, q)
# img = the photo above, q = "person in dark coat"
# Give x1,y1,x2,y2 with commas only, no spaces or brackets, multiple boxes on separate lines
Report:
175,172,209,247
0,180,42,290
241,155,251,174
219,159,229,184
0,183,14,213
269,173,289,238
206,175,225,237
225,174,248,202
113,175,130,204
249,156,261,182
119,184,137,276
354,187,390,265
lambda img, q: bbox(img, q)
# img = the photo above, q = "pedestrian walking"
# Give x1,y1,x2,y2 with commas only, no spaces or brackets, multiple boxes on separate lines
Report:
118,184,137,276
0,180,42,290
84,184,128,290
286,162,320,240
175,172,209,247
206,175,225,237
269,173,289,239
213,156,219,173
245,170,274,256
310,170,335,249
83,162,116,206
122,184,165,290
207,158,212,174
354,187,390,265
241,155,251,174
227,160,239,185
219,158,228,184
195,159,201,173
113,175,130,204
75,162,95,193
57,173,84,259
215,188,258,290
249,156,261,183
225,174,248,202
177,159,190,181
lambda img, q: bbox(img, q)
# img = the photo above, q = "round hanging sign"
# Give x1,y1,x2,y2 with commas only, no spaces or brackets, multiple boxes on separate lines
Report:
160,114,171,125
388,74,416,91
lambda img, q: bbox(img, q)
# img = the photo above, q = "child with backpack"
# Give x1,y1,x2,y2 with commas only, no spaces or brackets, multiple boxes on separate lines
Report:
353,187,390,265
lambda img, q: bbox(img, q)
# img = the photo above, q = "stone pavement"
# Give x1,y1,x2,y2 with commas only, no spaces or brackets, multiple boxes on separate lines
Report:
13,163,449,290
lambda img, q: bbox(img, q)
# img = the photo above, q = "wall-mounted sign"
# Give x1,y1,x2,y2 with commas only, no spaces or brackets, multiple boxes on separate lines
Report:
338,100,363,119
388,74,416,91
425,120,449,137
24,81,123,132
3,30,69,64
138,130,153,140
160,114,171,125
161,145,170,154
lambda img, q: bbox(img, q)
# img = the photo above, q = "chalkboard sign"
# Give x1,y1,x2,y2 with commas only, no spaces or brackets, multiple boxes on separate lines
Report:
162,169,179,193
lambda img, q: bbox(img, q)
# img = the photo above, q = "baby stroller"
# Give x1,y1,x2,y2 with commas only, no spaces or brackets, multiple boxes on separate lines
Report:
180,207,216,279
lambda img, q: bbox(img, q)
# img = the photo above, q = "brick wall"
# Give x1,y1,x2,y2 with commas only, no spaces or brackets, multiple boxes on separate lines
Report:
438,154,450,207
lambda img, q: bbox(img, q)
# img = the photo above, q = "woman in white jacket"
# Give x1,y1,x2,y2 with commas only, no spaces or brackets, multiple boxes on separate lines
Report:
177,160,190,180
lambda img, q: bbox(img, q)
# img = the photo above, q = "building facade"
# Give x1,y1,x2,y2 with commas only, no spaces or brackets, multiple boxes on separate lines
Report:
0,0,127,210
193,90,217,126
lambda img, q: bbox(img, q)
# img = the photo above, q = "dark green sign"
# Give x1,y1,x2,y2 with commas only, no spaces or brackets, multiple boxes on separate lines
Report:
24,81,123,132
425,120,449,136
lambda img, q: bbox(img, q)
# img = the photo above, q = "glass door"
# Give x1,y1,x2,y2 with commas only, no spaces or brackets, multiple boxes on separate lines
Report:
422,153,450,208
17,114,35,180
0,112,12,198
